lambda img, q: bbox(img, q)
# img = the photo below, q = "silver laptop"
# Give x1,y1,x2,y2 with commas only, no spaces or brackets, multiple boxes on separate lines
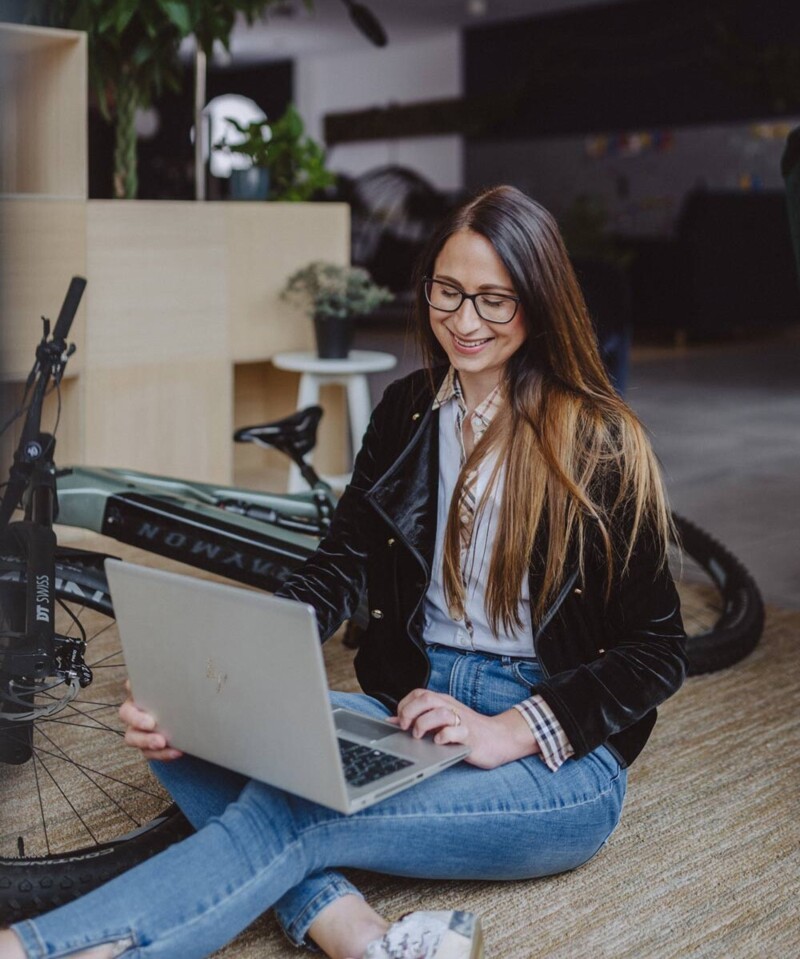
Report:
105,560,470,814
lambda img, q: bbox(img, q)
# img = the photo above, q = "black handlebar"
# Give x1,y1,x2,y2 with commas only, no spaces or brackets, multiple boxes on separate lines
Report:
52,276,86,341
0,277,86,528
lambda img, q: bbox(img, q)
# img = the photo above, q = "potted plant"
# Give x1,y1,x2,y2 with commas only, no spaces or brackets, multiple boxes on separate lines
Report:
281,262,393,358
265,104,337,201
215,117,273,200
216,104,336,201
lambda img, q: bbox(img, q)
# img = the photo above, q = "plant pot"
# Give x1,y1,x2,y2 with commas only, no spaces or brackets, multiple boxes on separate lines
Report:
229,167,270,200
314,314,354,359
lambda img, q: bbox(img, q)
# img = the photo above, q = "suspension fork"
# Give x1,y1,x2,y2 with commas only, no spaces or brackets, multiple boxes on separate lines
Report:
1,521,57,680
0,458,58,764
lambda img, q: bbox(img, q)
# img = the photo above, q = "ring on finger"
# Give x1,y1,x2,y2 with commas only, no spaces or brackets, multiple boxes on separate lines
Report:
450,707,461,727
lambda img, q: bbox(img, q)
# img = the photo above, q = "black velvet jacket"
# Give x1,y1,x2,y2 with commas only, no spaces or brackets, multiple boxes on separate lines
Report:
279,368,687,768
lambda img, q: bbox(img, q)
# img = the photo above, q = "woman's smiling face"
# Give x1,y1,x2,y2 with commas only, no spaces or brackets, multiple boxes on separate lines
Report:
429,230,527,405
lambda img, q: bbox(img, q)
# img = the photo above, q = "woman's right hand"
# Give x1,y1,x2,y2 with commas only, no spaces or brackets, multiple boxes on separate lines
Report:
119,680,183,762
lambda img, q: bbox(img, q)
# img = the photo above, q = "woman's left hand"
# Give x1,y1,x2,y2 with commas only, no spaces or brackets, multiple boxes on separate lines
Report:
389,689,541,770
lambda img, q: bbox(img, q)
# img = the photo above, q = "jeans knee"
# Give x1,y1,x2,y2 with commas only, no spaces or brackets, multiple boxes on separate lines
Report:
213,782,306,877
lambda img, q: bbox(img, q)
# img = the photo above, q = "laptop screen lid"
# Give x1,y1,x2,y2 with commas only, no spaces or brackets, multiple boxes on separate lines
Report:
105,559,351,811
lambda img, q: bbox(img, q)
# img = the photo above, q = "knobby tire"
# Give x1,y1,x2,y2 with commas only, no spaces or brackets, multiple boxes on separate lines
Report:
670,513,764,675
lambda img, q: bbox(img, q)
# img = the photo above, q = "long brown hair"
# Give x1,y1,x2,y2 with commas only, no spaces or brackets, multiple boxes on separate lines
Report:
412,185,673,634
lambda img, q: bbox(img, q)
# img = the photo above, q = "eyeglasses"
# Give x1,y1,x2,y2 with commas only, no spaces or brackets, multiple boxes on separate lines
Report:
423,278,521,325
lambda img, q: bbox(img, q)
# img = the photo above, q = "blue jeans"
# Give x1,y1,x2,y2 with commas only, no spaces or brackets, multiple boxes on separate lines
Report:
12,646,626,959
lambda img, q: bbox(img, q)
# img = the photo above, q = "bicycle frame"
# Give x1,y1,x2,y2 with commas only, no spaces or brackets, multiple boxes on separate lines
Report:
55,465,332,593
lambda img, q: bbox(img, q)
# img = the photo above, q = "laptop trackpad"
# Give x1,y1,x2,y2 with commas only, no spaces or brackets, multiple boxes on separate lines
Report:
335,710,397,742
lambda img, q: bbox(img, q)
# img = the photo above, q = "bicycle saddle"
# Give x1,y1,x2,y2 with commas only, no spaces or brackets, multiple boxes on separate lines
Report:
234,405,323,461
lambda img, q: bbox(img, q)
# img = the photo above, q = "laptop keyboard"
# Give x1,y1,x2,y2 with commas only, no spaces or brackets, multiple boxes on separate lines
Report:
338,738,414,788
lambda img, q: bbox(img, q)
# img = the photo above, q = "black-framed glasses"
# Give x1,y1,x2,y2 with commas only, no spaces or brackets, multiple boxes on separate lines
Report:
423,277,521,325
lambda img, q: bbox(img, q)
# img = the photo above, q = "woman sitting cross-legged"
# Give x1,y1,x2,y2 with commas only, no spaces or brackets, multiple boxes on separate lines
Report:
0,185,686,959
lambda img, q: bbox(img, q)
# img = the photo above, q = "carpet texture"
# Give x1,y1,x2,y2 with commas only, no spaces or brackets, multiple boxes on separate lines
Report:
212,606,800,959
3,540,798,958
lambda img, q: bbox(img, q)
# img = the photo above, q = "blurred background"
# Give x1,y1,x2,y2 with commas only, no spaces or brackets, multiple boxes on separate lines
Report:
1,0,799,605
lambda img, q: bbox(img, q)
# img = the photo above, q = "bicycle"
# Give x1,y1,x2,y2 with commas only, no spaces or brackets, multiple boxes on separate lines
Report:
0,279,763,921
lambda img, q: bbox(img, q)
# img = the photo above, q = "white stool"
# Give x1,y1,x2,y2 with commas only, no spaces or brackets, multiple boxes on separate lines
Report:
273,350,398,493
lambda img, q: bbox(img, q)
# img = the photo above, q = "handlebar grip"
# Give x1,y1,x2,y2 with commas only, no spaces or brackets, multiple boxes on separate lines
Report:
52,276,87,341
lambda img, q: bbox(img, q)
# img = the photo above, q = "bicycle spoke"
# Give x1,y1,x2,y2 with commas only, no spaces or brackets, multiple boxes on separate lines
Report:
60,703,121,733
37,700,122,733
34,727,143,828
64,698,121,712
32,751,52,857
56,599,117,647
28,739,167,801
23,699,120,725
37,690,123,725
83,620,116,645
55,596,86,644
34,752,99,845
88,649,126,668
39,716,124,735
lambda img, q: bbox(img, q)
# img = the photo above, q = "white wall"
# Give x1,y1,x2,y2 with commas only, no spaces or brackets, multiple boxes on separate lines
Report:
295,32,463,191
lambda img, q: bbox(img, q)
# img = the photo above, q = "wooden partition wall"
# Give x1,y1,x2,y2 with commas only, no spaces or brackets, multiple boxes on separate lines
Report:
1,23,350,489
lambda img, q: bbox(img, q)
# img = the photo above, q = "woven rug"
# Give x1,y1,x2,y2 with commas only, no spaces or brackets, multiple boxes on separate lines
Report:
3,536,798,958
213,606,800,959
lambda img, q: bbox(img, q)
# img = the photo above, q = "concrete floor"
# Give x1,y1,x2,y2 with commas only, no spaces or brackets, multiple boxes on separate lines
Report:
358,324,800,610
628,329,800,610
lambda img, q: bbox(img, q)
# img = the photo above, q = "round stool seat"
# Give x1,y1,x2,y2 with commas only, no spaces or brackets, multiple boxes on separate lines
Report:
272,350,398,375
272,350,398,492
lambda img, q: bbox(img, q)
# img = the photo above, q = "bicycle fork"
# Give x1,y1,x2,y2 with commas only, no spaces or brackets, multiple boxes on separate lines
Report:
0,450,90,764
0,522,56,763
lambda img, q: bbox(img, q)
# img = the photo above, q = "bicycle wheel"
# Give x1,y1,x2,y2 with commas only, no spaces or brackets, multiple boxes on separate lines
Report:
0,551,192,922
669,514,765,675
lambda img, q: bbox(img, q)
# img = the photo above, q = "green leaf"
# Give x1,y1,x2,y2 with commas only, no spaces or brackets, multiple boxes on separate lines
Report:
131,38,155,67
115,1,137,34
93,76,111,121
97,4,120,34
157,0,193,35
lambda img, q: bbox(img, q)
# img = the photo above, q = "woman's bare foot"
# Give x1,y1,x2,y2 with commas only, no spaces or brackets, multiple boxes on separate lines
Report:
0,930,25,959
307,894,390,959
0,930,124,959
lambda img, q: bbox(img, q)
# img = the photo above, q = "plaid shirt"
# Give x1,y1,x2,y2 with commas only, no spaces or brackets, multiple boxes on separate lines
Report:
432,367,574,771
432,367,503,636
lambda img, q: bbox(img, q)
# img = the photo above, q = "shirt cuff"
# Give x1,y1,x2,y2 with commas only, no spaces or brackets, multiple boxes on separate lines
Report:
513,695,575,771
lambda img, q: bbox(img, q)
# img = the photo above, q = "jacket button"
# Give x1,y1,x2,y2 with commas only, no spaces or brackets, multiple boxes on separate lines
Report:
574,587,583,595
387,537,396,546
370,609,384,619
598,648,606,655
411,412,420,420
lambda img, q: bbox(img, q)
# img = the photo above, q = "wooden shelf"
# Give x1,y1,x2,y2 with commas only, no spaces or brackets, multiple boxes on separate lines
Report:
0,24,87,199
0,24,352,486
